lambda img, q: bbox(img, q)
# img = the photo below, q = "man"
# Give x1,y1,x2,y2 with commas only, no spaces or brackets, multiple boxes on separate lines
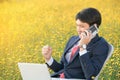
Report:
42,8,109,80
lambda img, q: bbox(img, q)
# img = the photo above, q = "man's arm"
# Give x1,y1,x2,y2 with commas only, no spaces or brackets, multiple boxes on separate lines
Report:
47,59,64,72
79,43,109,79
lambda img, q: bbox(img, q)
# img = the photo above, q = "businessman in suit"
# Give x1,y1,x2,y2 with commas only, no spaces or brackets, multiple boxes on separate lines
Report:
42,8,109,80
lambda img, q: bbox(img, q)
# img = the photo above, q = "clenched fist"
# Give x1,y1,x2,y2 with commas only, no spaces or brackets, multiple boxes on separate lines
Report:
42,45,52,61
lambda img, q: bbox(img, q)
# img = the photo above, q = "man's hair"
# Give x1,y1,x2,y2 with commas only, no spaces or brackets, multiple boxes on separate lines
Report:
75,8,101,28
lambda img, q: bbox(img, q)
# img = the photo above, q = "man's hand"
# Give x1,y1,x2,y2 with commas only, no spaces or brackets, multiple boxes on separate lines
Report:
79,30,92,46
42,45,52,61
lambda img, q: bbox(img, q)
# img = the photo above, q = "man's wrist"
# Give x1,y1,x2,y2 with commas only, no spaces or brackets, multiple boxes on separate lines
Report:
46,57,53,66
79,49,87,56
79,44,86,49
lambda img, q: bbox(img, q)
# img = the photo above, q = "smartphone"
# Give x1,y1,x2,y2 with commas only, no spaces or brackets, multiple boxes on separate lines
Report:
87,24,99,36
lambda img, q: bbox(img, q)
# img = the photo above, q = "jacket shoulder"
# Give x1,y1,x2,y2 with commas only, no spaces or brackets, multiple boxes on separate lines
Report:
69,35,79,40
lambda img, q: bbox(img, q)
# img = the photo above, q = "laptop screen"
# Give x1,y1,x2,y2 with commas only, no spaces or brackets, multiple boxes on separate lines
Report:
18,63,51,80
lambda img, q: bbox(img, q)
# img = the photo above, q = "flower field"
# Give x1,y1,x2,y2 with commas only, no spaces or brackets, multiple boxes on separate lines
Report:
0,0,120,80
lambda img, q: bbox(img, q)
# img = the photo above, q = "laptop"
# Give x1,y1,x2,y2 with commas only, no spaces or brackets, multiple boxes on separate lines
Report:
18,63,83,80
18,63,52,80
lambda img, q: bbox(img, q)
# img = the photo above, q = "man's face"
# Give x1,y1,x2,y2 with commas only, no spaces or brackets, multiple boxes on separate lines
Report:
76,19,90,36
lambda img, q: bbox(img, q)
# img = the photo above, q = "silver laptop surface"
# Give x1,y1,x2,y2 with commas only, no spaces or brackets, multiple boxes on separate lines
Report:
18,63,51,80
18,63,85,80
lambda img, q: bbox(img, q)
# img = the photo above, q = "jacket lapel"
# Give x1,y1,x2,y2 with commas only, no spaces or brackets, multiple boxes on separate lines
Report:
64,36,80,55
63,36,80,64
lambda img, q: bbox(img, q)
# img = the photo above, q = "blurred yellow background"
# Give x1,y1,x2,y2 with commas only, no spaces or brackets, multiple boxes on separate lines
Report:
0,0,120,80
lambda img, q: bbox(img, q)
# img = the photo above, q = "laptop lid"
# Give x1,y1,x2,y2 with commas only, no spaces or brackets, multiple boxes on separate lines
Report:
18,63,51,80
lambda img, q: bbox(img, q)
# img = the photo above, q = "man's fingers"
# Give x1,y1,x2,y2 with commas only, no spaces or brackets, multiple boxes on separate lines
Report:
84,30,89,36
43,45,49,48
42,45,52,54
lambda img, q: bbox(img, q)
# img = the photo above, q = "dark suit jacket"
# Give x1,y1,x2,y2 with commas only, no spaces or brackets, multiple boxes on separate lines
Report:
47,34,109,80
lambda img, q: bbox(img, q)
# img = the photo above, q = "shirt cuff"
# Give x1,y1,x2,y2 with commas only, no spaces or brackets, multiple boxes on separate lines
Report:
46,57,54,66
79,49,87,56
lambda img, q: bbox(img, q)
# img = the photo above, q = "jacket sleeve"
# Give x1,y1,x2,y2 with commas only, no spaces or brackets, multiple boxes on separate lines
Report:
48,59,64,72
79,42,109,79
